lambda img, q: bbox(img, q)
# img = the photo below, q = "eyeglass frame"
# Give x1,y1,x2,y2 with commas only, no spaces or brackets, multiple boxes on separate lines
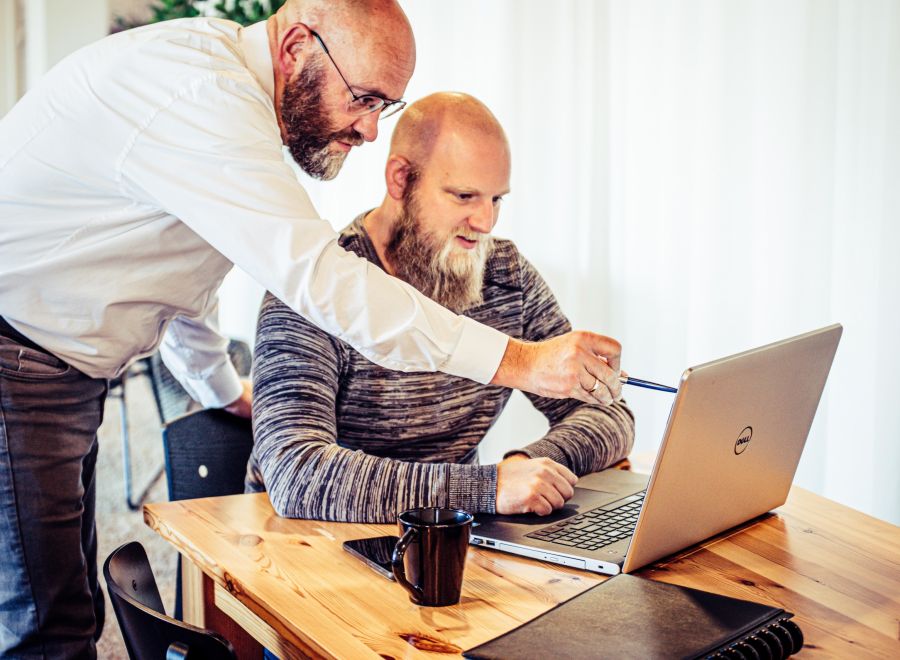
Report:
309,29,407,120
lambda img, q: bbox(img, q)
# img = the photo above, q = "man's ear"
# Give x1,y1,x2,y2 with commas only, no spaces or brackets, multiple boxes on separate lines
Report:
277,24,313,80
385,155,414,201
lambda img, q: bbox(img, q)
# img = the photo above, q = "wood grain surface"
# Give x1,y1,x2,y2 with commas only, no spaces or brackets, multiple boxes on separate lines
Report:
145,487,900,658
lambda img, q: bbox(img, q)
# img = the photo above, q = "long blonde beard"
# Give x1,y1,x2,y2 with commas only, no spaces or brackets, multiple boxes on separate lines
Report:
427,233,491,312
385,191,493,314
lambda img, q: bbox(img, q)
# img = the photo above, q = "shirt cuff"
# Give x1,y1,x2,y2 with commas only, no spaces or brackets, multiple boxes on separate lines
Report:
440,317,508,384
448,463,498,514
507,440,570,470
179,358,243,409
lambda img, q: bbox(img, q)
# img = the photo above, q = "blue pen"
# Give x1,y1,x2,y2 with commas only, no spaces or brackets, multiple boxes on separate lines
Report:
619,375,678,394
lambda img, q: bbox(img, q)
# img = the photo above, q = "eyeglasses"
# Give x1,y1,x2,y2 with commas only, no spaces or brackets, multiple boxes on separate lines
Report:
310,30,406,120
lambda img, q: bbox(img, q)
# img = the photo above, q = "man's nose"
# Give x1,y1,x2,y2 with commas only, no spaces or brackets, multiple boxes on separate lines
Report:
468,198,496,234
352,112,379,142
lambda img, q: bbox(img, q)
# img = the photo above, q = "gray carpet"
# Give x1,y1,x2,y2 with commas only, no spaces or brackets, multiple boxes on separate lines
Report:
96,372,179,658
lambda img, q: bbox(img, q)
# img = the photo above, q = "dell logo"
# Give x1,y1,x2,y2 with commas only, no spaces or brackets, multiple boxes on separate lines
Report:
734,426,753,455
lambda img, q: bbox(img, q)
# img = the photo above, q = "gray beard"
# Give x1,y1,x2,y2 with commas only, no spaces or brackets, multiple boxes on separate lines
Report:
281,57,358,181
384,192,492,314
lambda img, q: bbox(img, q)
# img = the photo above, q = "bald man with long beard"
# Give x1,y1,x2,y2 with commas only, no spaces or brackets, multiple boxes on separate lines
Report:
0,3,624,655
247,93,635,523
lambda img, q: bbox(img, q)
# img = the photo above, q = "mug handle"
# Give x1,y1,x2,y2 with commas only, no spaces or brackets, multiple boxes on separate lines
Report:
392,527,424,602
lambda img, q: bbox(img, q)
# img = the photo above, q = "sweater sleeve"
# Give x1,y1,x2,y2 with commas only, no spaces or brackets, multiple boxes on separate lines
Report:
510,254,635,473
251,293,497,523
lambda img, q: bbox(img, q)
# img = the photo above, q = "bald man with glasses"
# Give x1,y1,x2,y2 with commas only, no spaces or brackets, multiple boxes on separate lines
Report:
0,1,622,656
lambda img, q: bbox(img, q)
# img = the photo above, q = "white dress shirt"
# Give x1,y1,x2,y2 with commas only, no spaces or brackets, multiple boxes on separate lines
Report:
0,18,508,407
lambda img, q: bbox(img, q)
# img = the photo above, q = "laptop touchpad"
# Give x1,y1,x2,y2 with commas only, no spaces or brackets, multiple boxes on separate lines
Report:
475,487,618,528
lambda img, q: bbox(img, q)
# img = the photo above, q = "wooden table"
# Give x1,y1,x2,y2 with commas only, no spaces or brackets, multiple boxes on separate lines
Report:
144,487,900,658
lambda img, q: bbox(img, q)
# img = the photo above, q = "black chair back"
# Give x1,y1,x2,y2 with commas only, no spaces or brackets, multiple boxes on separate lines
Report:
162,408,253,502
104,542,236,660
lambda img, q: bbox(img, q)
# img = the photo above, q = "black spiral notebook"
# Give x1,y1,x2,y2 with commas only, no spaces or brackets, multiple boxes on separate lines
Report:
464,574,804,659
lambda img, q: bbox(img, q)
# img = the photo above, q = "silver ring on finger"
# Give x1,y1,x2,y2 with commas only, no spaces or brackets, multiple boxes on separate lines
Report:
588,377,600,394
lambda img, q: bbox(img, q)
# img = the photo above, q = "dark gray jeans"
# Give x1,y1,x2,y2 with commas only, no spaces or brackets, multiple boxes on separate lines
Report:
0,322,107,659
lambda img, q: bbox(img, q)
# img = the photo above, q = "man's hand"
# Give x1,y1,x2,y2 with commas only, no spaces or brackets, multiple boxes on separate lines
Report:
496,454,578,516
223,379,252,418
490,332,622,405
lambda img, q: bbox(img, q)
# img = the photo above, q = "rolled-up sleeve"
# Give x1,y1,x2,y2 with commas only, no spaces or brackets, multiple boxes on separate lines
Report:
158,302,242,408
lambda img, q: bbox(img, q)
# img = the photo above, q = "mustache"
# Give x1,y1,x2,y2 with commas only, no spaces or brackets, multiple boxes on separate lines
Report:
331,128,364,147
455,230,487,243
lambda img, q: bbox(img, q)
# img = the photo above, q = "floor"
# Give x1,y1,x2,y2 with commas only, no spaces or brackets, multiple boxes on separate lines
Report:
95,373,179,658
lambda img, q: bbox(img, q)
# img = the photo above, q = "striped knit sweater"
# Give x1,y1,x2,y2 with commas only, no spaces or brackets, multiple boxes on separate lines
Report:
246,214,635,523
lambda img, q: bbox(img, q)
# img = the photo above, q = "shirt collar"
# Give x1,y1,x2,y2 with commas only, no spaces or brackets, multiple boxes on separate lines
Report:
239,19,275,102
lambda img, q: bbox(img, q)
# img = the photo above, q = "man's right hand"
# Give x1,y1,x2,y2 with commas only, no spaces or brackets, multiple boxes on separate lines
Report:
490,332,622,405
496,454,578,516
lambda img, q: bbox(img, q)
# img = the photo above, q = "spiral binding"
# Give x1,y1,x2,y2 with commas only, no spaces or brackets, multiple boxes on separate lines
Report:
706,616,804,659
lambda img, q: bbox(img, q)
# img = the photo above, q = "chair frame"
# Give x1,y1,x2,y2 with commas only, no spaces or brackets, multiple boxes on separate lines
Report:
109,358,166,510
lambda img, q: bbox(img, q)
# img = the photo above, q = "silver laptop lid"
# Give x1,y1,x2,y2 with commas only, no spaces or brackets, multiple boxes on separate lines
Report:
622,324,842,573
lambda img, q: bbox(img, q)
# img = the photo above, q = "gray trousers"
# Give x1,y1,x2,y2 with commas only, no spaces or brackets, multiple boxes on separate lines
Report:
0,321,107,659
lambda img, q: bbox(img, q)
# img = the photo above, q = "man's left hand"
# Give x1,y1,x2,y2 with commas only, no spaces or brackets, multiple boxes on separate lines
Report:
223,379,252,418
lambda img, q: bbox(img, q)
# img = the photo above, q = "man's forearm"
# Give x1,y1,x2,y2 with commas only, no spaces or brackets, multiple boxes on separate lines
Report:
491,332,624,404
490,337,528,390
262,442,498,523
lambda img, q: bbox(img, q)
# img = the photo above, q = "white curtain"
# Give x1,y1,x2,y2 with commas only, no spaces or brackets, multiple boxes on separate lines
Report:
6,0,895,520
219,0,898,525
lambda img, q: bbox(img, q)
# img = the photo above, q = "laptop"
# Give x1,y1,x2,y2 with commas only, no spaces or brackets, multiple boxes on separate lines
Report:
471,324,842,575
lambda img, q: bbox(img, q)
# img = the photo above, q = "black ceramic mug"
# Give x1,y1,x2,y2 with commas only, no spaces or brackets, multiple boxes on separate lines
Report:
391,507,473,606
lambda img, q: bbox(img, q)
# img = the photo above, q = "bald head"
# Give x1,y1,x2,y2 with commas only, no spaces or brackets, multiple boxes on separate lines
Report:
390,92,509,171
365,93,511,312
274,0,415,81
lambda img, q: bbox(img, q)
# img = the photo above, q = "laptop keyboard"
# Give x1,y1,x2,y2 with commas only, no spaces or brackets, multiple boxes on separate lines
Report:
526,491,646,551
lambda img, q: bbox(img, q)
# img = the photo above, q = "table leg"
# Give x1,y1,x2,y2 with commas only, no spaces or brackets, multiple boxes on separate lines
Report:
180,554,263,657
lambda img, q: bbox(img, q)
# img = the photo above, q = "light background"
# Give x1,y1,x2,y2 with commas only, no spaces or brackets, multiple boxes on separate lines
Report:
3,0,899,525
